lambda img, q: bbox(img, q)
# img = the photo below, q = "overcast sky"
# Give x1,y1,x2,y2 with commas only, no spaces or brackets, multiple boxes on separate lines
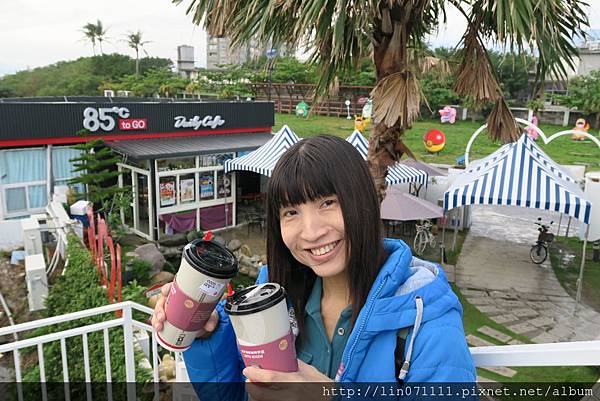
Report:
2,0,600,77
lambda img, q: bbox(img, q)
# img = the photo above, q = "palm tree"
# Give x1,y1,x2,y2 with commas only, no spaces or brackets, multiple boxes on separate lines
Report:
81,23,98,55
174,0,588,200
124,30,151,76
94,20,108,55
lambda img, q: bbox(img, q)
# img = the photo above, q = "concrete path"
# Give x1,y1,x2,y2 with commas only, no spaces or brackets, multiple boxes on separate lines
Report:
455,205,600,342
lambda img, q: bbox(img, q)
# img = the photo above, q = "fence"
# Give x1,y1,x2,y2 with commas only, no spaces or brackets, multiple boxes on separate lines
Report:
0,300,598,401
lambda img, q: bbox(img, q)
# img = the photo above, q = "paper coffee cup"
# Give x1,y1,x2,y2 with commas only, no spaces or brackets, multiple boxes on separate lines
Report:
156,239,238,352
225,283,298,372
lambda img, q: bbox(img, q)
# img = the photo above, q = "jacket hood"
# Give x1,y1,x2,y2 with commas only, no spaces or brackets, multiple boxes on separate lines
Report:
363,238,462,333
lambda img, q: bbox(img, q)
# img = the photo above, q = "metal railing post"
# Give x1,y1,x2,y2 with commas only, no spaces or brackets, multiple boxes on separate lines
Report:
122,304,136,401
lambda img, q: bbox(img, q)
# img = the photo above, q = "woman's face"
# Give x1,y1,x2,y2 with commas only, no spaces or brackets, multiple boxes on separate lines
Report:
279,195,347,278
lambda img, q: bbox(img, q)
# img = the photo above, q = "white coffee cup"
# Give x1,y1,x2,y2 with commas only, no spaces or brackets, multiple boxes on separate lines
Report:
156,239,238,352
225,283,298,372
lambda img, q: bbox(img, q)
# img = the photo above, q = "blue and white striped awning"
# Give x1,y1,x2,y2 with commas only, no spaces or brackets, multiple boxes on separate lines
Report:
224,125,300,176
444,134,592,224
345,130,429,185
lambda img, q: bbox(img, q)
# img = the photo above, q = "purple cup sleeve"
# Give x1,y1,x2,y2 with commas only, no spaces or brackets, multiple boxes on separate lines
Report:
238,330,298,373
165,281,219,331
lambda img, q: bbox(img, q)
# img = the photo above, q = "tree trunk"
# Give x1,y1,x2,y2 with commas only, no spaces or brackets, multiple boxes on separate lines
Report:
135,50,140,76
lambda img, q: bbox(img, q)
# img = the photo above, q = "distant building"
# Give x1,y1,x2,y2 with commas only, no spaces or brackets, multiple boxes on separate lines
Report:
575,39,600,77
207,36,294,69
177,45,198,79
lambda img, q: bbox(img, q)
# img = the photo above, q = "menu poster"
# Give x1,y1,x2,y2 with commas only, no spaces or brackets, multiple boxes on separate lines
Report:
200,176,214,199
160,180,176,207
180,178,195,203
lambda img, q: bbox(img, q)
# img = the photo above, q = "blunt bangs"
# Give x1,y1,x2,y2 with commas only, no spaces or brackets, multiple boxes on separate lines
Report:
268,141,337,212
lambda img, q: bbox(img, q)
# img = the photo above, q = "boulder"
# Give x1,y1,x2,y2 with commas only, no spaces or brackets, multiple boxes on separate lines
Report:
150,271,175,285
134,243,166,275
227,239,242,252
125,251,140,259
240,245,253,257
260,254,267,265
161,247,181,259
158,233,188,247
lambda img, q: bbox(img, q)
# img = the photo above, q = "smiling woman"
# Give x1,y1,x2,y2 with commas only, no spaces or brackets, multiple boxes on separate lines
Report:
155,135,476,401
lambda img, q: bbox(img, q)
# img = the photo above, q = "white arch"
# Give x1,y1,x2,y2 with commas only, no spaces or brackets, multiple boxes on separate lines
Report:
464,117,600,166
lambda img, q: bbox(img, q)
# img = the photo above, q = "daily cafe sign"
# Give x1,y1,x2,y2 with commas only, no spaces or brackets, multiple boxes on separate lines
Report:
173,115,226,130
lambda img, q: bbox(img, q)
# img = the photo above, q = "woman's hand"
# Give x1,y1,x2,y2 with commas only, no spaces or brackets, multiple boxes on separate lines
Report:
244,360,332,401
151,282,219,339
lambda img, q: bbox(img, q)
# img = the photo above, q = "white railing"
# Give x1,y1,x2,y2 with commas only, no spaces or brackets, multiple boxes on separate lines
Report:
0,301,598,401
0,301,160,401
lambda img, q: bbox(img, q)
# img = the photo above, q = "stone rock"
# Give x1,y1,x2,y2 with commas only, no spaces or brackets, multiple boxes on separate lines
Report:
528,316,554,328
507,339,525,345
512,308,539,318
239,265,250,275
240,245,253,257
260,254,267,265
507,322,537,335
247,269,259,279
468,297,494,306
466,334,495,347
126,251,140,259
476,305,503,315
227,239,242,252
478,326,512,343
490,314,518,325
134,243,166,275
531,332,559,344
161,247,181,259
158,234,188,247
150,271,175,285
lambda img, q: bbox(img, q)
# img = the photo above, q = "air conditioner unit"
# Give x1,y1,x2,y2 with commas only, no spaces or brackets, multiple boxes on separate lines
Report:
117,90,132,97
21,217,43,255
104,89,115,97
25,253,48,311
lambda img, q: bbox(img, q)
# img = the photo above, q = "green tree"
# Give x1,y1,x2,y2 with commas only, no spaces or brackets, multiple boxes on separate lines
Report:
123,30,151,76
94,20,108,55
68,139,129,225
175,0,588,199
81,22,98,55
557,69,600,128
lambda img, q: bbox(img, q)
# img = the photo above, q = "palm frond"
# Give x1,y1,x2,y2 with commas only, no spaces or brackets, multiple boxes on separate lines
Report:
370,71,420,129
487,97,520,144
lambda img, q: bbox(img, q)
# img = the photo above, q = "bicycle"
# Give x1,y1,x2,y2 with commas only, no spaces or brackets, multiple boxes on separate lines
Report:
530,218,554,264
413,219,437,256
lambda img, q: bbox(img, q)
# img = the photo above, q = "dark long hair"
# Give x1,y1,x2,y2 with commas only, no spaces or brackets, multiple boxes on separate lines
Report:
266,135,385,341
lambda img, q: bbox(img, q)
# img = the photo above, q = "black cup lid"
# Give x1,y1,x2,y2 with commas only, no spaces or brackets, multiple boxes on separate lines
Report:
224,283,286,316
182,239,238,279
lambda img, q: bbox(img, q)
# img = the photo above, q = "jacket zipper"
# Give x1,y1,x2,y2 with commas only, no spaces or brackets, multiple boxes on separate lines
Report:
340,276,388,381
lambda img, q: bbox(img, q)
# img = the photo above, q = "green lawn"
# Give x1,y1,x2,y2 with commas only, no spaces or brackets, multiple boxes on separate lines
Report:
550,236,600,313
274,114,600,170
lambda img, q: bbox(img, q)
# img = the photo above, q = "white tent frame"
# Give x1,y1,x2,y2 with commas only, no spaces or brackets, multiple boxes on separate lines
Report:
443,118,597,305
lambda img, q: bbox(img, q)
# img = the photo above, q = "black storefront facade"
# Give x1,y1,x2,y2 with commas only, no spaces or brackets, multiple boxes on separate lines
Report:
0,98,274,240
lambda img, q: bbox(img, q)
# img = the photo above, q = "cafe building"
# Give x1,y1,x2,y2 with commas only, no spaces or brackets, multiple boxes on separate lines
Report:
0,97,274,240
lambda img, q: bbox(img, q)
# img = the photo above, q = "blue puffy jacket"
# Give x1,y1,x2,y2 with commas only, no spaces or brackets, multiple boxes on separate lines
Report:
182,239,476,399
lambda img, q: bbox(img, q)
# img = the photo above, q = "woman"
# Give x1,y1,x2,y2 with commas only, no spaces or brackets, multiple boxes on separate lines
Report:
152,135,476,400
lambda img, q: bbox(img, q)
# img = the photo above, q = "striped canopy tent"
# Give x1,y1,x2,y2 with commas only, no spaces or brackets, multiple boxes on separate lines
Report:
345,130,429,186
224,125,300,177
443,133,593,303
444,134,591,223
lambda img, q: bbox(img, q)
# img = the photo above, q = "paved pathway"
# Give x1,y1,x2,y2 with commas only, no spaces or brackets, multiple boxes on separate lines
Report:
455,205,600,343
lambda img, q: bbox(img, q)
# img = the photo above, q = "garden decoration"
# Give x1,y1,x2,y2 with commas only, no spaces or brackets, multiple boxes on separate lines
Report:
354,115,366,132
295,101,309,117
572,118,590,141
525,115,539,140
439,106,457,124
361,98,373,125
423,129,446,153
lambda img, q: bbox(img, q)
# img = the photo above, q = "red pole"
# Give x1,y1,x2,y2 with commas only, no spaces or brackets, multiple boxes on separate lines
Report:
107,236,116,303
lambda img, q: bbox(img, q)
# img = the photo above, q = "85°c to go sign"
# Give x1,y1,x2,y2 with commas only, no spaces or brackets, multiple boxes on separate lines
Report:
82,107,147,132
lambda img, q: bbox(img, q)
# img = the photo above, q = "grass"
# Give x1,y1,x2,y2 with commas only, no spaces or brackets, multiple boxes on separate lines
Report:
274,114,600,170
550,236,600,313
453,285,599,383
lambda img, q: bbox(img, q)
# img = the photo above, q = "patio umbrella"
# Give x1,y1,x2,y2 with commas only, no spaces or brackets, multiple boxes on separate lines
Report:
399,158,447,176
380,187,444,221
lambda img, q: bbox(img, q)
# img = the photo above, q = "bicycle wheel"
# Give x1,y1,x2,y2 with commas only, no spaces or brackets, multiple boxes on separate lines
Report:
429,235,437,249
530,243,548,264
413,231,427,256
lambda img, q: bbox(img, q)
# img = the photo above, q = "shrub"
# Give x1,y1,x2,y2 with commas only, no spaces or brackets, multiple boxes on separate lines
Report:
23,235,152,385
